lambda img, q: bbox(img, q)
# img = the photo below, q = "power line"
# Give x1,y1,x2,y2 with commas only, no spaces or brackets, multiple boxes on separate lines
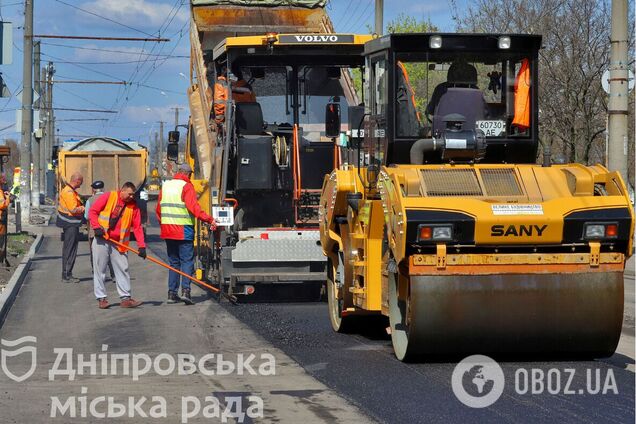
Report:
53,0,158,38
340,0,364,30
53,80,127,85
349,1,373,33
34,34,169,42
40,42,188,58
57,118,109,122
54,107,118,113
334,0,355,29
105,0,186,132
55,85,117,110
42,57,185,65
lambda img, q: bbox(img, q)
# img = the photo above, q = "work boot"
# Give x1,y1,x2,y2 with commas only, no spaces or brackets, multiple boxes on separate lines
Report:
98,298,110,309
120,297,142,308
181,289,194,305
62,274,80,284
167,291,180,304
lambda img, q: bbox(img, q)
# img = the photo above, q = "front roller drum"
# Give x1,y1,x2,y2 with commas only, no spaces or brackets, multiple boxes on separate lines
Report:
388,270,624,361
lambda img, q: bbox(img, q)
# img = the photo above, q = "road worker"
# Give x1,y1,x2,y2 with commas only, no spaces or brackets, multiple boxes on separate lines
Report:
0,174,11,258
231,68,256,103
214,65,257,124
156,163,216,305
56,171,85,283
89,182,146,309
213,65,230,125
85,180,114,278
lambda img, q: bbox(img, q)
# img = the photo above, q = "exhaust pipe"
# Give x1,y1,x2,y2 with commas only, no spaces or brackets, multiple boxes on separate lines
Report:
409,138,438,165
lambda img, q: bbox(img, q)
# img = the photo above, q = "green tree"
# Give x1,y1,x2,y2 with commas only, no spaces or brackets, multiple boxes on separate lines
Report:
350,14,438,102
457,0,634,187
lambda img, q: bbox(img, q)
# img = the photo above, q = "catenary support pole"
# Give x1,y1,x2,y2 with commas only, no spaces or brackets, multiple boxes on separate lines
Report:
19,0,34,224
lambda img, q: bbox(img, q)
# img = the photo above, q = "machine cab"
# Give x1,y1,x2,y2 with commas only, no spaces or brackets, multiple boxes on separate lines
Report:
360,33,542,165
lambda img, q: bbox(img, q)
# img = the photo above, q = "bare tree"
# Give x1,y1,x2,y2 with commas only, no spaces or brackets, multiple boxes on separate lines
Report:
458,0,634,187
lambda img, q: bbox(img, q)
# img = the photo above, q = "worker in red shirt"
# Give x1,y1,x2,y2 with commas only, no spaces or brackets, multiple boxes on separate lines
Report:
156,163,216,305
89,182,146,310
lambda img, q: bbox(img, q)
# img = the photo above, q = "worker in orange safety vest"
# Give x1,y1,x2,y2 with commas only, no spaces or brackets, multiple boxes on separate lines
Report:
56,171,85,283
88,182,146,310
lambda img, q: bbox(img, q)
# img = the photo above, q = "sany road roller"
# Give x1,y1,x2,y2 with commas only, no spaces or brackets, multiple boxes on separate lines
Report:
319,33,634,361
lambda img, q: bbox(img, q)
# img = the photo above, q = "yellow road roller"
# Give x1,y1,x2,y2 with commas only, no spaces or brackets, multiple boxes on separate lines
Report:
318,33,634,361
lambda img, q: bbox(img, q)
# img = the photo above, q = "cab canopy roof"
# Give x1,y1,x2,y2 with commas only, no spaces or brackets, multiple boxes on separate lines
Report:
213,33,373,60
365,33,542,55
192,0,325,6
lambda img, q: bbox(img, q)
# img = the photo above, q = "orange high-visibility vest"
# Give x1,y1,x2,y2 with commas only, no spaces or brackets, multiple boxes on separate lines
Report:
97,192,134,253
232,79,256,103
397,61,421,124
57,185,84,225
213,76,229,123
512,58,531,131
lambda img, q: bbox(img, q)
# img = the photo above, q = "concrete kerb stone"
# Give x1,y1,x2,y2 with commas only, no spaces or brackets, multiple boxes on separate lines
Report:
0,233,43,328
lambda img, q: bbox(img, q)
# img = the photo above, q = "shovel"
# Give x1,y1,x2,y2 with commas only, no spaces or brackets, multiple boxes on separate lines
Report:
104,237,237,303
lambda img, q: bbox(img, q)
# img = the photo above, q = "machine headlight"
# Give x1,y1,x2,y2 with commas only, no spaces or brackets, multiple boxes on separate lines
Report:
583,222,618,239
433,226,453,240
498,36,511,49
418,224,453,241
429,35,442,49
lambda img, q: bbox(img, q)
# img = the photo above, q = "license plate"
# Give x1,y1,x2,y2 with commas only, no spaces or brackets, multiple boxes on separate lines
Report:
476,120,506,136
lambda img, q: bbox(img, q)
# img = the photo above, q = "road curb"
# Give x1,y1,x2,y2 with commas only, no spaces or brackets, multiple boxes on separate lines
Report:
0,233,43,328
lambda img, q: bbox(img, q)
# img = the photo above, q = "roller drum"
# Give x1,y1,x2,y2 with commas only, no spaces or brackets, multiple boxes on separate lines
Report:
389,271,624,361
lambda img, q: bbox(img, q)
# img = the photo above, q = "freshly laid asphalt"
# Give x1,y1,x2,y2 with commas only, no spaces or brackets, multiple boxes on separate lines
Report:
0,207,632,423
147,209,634,424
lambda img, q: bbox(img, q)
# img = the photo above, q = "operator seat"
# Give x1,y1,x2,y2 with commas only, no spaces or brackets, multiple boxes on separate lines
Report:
235,102,265,135
429,62,486,134
433,88,486,134
234,101,273,191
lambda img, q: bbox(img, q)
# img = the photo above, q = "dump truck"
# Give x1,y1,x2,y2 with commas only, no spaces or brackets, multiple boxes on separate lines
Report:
178,0,369,299
319,33,634,360
57,137,148,198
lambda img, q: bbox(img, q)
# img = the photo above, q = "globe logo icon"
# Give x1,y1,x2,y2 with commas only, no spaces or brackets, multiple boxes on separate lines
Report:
452,355,505,408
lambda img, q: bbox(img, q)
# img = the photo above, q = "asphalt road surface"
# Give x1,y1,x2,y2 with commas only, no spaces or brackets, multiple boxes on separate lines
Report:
151,206,636,424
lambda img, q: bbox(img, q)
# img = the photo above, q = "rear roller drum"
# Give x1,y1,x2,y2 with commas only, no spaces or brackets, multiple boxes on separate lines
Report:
327,252,357,333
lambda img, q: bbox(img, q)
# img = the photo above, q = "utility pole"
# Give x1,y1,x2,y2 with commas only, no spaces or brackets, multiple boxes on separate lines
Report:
173,107,180,128
172,107,182,161
154,131,159,171
158,120,165,170
19,0,34,224
39,66,47,196
32,41,40,208
46,62,55,172
374,0,384,36
607,0,629,188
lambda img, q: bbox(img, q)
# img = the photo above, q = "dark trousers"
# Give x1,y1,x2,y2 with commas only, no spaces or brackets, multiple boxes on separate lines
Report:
62,226,80,278
165,239,194,292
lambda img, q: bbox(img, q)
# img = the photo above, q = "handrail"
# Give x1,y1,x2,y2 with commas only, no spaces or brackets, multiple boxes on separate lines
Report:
293,124,302,200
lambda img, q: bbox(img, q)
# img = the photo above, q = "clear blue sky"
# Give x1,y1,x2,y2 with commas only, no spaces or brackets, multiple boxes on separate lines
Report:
0,0,461,148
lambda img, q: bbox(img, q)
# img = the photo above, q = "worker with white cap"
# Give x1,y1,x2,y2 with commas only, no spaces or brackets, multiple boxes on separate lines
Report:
156,163,216,304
